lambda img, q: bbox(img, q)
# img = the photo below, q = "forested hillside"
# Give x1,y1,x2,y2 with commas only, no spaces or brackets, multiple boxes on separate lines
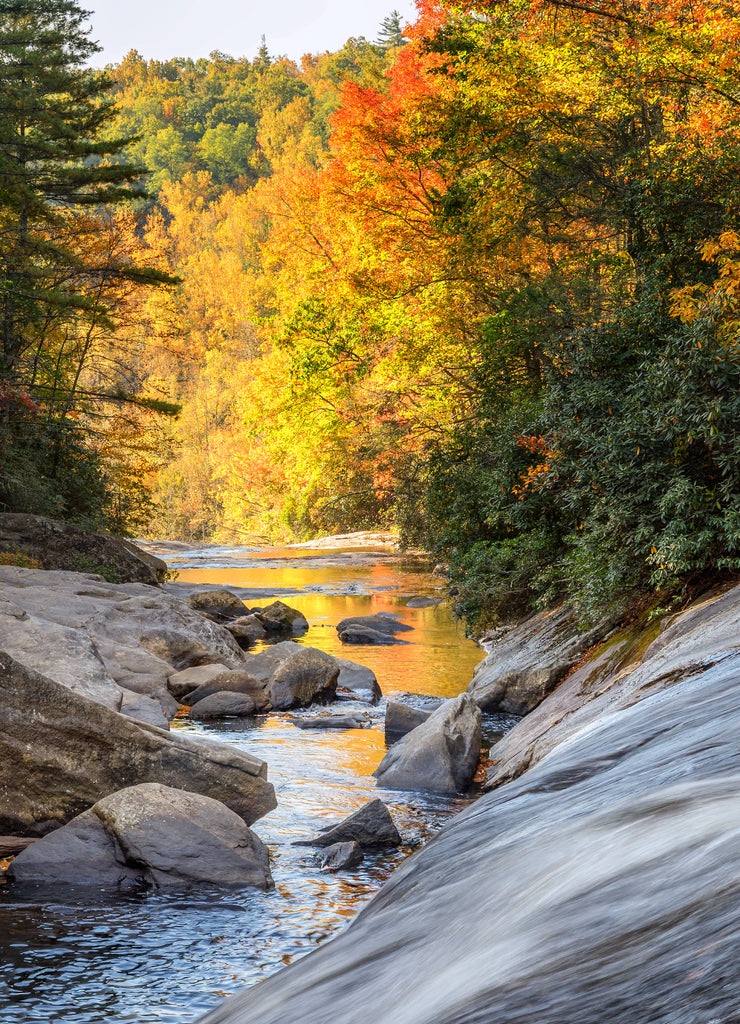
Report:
1,0,739,627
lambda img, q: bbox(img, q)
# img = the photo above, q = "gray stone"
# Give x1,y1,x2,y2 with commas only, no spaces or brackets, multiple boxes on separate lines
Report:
384,701,431,746
167,663,230,700
374,694,482,795
292,714,369,730
405,596,442,608
0,652,276,835
120,690,170,730
336,613,413,636
316,842,363,871
227,614,268,645
338,624,409,646
187,589,248,620
183,670,269,711
0,513,166,585
252,600,309,635
305,799,401,848
242,641,303,683
10,784,272,890
467,605,614,716
335,657,382,703
189,692,257,720
139,629,234,671
266,648,338,710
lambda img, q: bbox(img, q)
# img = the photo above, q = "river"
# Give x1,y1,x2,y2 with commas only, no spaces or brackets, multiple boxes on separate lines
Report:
0,537,514,1024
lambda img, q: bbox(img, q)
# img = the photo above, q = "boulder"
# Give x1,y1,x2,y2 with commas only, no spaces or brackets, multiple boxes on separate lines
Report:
167,663,229,700
139,628,233,671
120,690,170,730
302,799,401,849
292,714,370,730
405,596,442,608
183,670,270,711
335,657,382,703
0,513,166,584
0,652,276,835
336,613,413,636
316,842,363,871
373,694,482,795
338,624,409,646
266,648,339,710
242,640,304,683
226,614,268,646
384,701,431,746
467,605,615,716
189,692,257,720
187,589,247,620
252,600,308,635
9,784,272,890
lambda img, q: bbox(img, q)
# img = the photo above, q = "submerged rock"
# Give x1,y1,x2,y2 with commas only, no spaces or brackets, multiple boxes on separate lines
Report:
0,652,276,835
316,842,364,871
9,783,272,890
301,799,401,849
405,596,442,608
374,694,482,795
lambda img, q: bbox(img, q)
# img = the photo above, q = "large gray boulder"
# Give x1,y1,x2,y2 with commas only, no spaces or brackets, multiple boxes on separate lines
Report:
266,648,338,709
187,589,248,620
336,613,413,636
0,513,166,584
189,692,257,720
9,784,272,890
252,600,308,635
373,694,482,795
227,614,268,646
467,605,614,715
0,652,276,835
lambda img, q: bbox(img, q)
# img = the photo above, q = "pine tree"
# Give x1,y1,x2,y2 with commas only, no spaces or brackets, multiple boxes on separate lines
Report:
376,10,406,50
0,0,149,379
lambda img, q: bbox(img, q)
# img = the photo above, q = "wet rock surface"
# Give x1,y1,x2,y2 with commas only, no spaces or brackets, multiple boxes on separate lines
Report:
316,842,363,871
9,784,273,890
374,693,482,794
196,611,740,1024
0,652,276,835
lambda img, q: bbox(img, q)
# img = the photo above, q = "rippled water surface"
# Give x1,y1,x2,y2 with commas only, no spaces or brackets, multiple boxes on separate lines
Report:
0,540,507,1024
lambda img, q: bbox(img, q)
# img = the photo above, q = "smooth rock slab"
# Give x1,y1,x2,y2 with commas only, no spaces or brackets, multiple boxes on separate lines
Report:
374,694,482,795
301,799,401,848
189,693,257,720
9,784,273,890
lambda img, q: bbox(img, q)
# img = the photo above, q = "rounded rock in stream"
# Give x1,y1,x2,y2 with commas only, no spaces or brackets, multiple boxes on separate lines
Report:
189,692,257,720
316,842,364,871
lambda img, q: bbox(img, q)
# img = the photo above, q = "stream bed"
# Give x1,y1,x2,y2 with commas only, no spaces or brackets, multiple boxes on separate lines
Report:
0,539,514,1024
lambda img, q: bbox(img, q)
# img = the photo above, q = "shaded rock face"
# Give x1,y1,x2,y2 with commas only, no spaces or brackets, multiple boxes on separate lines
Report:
374,694,482,795
9,784,272,890
316,842,363,871
0,513,166,584
383,701,431,746
334,658,382,703
189,693,257,720
303,799,401,849
265,648,339,710
0,653,276,835
467,605,614,716
195,646,740,1024
227,615,267,647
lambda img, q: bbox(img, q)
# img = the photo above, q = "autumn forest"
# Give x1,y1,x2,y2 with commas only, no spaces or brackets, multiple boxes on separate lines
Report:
2,0,740,628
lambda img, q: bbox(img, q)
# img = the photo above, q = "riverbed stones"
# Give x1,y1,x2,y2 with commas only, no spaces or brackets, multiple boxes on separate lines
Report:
466,605,615,716
304,799,401,848
251,600,308,635
316,842,363,871
374,694,482,795
182,670,268,710
384,701,432,746
189,692,257,720
226,614,268,646
167,663,230,700
266,647,338,709
9,784,273,890
0,513,166,584
187,589,248,620
0,652,276,835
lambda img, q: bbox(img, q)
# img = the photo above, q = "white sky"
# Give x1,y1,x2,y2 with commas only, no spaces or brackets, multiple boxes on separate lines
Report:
85,0,419,66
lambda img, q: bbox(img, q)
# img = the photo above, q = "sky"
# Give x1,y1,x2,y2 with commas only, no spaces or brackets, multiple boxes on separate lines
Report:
85,0,419,66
